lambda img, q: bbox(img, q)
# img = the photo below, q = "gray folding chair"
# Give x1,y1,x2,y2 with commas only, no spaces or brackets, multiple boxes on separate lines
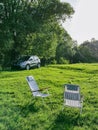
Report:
26,76,50,104
63,84,83,114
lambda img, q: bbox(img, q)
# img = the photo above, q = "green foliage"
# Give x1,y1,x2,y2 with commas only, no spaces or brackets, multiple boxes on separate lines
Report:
56,30,75,63
73,40,98,63
0,0,74,68
26,26,58,58
0,63,98,130
57,57,69,64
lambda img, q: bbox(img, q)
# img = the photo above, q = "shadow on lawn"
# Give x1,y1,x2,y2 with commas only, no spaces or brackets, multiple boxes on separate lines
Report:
20,101,39,117
49,110,80,130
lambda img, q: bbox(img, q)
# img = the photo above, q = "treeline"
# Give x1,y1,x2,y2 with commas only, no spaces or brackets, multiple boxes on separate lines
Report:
73,39,98,63
0,0,98,69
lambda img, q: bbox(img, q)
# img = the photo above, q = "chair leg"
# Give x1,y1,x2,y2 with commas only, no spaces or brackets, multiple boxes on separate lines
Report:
80,100,83,114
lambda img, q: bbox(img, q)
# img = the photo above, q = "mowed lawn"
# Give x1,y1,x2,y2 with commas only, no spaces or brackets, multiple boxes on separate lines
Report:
0,63,98,130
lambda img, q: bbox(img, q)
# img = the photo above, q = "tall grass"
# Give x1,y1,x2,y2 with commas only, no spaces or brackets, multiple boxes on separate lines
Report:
0,63,98,130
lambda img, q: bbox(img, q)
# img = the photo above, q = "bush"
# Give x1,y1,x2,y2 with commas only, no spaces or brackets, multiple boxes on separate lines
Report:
58,57,69,64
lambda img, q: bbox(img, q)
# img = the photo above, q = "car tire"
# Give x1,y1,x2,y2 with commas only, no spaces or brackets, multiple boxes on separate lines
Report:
26,64,30,70
37,63,40,68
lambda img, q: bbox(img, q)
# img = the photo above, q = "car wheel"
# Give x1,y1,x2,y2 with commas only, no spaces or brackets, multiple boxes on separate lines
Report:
37,63,40,68
26,64,30,70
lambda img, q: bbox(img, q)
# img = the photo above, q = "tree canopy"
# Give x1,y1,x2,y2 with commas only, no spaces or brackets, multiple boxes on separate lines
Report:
0,0,74,67
73,39,98,63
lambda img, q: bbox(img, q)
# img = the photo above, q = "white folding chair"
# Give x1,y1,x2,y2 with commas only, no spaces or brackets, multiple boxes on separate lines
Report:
63,84,83,114
26,76,50,104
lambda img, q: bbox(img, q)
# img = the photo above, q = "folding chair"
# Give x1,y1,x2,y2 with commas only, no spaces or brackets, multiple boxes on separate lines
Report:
63,84,83,114
26,76,50,104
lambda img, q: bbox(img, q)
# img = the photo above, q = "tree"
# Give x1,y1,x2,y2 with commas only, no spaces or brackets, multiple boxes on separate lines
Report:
0,0,74,67
56,29,75,63
26,0,74,65
73,40,98,63
0,0,34,67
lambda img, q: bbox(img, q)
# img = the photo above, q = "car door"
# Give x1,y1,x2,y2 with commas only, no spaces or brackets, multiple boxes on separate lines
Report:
29,56,38,67
33,56,38,66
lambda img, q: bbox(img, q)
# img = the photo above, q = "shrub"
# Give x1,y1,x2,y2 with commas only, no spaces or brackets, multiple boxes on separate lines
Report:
58,57,69,64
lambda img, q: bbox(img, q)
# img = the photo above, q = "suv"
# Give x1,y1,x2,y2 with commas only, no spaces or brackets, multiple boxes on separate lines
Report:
12,55,41,70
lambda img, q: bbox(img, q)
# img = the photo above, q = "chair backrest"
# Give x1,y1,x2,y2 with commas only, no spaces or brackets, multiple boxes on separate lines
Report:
65,84,80,93
26,76,50,99
26,76,39,92
65,91,80,101
64,84,83,113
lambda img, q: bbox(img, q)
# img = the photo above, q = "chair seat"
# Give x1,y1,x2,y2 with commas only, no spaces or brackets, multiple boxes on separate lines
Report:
33,92,49,97
65,99,81,108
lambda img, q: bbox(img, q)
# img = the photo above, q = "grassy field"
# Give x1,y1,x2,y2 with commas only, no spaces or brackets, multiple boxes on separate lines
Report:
0,63,98,130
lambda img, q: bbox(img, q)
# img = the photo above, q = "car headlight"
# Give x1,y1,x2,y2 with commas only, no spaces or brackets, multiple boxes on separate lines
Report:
20,62,26,67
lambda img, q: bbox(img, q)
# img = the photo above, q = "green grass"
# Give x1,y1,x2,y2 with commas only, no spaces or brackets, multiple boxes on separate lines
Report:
0,63,98,130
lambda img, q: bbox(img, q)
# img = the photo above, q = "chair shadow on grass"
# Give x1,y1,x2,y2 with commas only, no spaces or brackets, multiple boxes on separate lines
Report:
49,109,81,130
19,100,40,117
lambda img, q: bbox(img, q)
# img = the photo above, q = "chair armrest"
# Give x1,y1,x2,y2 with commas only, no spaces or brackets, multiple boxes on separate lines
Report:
31,87,50,92
39,87,50,91
31,89,39,92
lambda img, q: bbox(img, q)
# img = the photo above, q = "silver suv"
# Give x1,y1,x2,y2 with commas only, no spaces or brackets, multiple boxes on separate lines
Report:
12,55,41,70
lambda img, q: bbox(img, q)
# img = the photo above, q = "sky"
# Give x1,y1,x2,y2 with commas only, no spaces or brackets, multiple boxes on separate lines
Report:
61,0,98,44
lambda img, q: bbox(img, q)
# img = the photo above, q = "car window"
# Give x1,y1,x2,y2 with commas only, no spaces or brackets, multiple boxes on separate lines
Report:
18,56,30,62
29,57,33,60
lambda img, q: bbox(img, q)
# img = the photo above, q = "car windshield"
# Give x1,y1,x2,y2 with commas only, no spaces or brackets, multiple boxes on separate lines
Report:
18,56,30,62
